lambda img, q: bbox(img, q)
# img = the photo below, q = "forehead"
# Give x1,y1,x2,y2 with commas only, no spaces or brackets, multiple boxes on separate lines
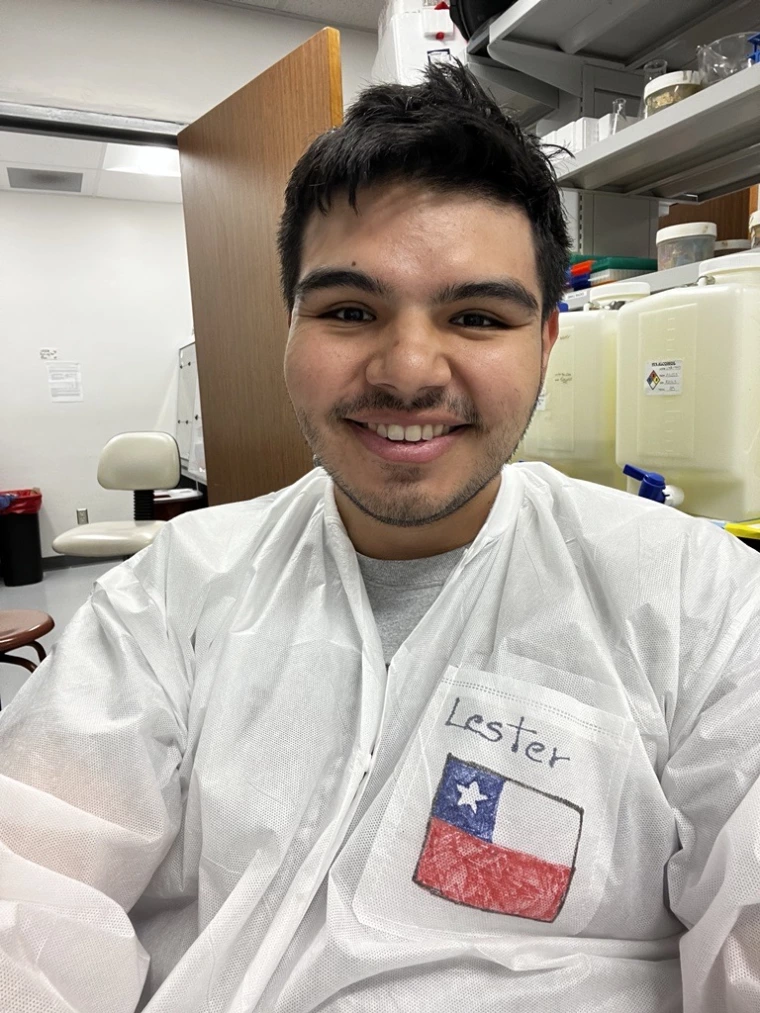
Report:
299,184,541,300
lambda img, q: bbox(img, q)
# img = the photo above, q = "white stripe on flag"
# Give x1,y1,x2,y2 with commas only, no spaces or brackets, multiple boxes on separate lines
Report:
492,780,580,868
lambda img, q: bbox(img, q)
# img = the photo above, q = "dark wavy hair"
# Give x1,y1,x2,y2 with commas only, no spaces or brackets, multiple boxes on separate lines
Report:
278,62,570,321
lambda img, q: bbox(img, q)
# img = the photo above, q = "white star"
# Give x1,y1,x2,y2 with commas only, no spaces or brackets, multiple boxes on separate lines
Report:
456,780,488,813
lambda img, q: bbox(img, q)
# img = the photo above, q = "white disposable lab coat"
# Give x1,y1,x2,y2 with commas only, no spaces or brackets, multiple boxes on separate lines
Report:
2,463,760,1013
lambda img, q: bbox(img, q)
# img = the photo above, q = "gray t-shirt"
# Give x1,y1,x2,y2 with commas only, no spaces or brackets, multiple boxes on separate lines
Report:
356,545,468,665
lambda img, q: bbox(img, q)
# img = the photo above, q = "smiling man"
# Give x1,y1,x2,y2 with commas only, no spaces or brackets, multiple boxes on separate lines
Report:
283,182,552,561
2,65,760,1013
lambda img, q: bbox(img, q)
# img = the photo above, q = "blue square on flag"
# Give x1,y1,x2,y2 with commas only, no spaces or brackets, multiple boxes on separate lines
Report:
413,754,583,922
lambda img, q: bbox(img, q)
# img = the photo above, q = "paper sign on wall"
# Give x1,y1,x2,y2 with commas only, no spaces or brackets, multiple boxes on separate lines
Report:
48,362,83,402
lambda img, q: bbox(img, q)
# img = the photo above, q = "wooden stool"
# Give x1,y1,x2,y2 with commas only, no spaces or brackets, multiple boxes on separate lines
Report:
0,610,55,707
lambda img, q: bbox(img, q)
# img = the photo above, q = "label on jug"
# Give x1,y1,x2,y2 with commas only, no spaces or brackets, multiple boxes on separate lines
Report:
644,359,682,396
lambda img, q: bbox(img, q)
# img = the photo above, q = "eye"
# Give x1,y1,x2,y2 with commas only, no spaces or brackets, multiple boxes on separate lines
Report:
451,311,504,328
323,306,375,323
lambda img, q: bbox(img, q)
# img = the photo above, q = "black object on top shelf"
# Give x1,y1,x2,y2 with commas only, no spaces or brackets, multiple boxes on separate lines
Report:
449,0,517,41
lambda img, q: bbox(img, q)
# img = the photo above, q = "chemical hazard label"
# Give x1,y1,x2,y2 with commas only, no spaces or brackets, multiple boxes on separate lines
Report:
644,359,682,396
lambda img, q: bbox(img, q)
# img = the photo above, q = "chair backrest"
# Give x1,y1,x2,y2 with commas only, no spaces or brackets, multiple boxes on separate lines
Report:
97,432,181,491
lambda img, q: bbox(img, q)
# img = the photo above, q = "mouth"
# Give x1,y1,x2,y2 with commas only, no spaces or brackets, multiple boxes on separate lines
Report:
345,419,469,463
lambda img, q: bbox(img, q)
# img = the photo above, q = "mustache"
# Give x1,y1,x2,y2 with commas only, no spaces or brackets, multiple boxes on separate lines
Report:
329,390,484,430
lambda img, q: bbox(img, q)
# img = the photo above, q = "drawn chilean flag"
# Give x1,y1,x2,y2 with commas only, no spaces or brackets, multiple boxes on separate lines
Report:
413,754,583,922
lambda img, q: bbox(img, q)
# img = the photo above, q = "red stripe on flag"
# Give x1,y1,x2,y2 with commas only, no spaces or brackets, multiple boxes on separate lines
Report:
414,817,572,922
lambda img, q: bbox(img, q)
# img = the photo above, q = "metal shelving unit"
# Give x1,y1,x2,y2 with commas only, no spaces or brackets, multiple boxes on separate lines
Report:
564,263,702,310
467,0,760,263
487,0,755,67
556,64,760,202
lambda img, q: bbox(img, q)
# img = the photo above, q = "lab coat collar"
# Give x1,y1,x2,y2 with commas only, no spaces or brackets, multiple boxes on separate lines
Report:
320,463,526,568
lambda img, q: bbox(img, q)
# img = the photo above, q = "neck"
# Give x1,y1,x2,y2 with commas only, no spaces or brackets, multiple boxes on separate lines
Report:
334,475,501,560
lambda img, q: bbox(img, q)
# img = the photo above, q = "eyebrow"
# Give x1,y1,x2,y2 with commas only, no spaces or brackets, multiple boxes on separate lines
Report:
294,268,390,301
434,280,540,315
294,268,540,316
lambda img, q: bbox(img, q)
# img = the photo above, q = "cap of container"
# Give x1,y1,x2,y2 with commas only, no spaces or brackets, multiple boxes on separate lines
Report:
749,210,760,230
643,70,702,101
656,221,717,244
714,239,751,253
698,252,760,277
588,282,651,305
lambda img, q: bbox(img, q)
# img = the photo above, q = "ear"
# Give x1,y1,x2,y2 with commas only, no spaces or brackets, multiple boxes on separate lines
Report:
541,308,560,373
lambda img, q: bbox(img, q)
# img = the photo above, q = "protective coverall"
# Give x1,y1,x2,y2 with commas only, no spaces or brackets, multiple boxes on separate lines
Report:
1,463,760,1012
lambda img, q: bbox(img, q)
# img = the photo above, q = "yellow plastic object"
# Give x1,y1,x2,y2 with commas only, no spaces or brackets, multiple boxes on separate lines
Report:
724,519,760,542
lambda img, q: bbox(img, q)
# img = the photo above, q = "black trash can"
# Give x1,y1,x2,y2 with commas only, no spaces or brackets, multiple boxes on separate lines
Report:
0,488,43,586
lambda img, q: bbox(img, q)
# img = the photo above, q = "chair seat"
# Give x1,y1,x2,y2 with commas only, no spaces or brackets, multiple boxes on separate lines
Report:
52,520,165,557
0,610,55,652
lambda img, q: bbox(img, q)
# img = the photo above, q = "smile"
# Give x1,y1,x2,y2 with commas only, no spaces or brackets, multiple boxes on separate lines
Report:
346,420,468,464
355,421,459,442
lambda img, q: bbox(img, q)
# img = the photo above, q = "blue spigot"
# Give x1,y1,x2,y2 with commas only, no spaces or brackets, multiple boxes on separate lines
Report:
623,465,667,504
750,33,760,65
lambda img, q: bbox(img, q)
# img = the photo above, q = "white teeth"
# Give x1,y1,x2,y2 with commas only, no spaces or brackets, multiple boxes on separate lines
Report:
365,422,456,442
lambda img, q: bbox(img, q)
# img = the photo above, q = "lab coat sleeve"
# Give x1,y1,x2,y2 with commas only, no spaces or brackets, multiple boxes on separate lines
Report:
661,530,760,1013
0,530,188,1013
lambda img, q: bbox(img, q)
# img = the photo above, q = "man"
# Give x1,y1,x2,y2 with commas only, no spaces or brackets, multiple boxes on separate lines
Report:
1,64,759,1013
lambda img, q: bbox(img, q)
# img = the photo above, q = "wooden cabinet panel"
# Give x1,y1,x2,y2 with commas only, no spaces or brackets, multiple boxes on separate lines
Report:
179,29,343,504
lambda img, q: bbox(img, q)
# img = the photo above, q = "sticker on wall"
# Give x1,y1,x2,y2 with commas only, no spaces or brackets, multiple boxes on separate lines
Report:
48,362,83,402
39,348,58,360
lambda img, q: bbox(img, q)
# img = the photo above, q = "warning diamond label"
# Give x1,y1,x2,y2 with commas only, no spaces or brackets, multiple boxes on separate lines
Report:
644,359,682,396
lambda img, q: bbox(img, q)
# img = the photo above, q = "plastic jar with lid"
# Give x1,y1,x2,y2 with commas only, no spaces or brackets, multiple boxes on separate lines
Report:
616,253,760,520
714,239,752,256
519,282,650,490
656,222,716,270
750,210,760,249
643,71,702,116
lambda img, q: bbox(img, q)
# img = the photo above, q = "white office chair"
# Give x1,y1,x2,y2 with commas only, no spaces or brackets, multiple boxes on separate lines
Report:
53,432,181,558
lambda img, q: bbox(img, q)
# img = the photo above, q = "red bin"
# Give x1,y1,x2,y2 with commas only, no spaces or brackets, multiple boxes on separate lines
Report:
0,488,43,586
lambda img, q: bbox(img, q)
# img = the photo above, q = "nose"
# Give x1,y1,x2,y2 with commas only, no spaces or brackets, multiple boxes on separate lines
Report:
365,310,452,401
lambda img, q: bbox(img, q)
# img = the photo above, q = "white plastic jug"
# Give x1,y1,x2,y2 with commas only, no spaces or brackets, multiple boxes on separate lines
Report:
616,252,760,520
519,283,650,489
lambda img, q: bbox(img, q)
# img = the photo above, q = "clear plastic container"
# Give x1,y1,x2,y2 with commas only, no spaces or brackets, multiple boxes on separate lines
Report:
643,71,702,116
519,283,651,489
698,33,759,85
750,210,760,250
656,222,716,270
616,253,760,520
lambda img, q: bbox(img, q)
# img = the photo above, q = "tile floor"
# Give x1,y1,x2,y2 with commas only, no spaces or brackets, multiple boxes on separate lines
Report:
0,561,116,708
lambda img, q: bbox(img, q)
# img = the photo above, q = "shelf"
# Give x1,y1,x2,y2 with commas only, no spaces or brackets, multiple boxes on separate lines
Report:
488,0,755,67
555,63,760,202
564,263,701,310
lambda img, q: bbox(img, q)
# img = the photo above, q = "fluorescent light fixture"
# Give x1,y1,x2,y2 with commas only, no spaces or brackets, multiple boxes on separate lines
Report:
103,143,180,177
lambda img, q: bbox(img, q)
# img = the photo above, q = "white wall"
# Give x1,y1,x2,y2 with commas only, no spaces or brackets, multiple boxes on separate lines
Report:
0,0,378,119
0,191,193,556
0,0,378,559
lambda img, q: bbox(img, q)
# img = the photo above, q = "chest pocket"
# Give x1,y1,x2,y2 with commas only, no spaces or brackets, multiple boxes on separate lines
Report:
352,664,636,939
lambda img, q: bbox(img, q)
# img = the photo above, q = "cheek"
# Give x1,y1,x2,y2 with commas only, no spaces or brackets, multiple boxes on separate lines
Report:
284,329,360,413
461,342,542,423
